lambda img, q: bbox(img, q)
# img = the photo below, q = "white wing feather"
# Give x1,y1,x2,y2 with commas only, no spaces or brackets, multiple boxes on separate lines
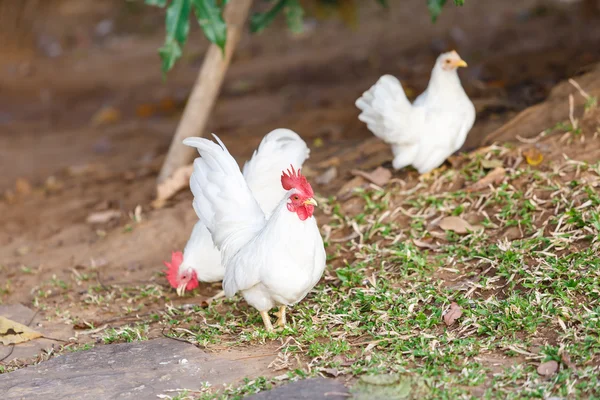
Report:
183,135,266,266
355,75,417,145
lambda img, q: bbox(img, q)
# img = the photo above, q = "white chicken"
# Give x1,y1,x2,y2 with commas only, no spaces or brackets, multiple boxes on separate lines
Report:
355,50,476,174
164,129,310,297
183,134,326,331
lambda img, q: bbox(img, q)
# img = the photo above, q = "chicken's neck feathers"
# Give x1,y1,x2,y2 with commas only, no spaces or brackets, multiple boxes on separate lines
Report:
425,68,466,100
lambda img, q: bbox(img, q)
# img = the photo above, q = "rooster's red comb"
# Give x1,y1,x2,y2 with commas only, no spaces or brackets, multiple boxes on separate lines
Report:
163,251,183,289
281,165,313,197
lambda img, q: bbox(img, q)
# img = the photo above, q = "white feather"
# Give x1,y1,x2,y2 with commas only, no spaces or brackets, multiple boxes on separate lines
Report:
356,51,476,173
184,135,326,314
178,129,310,283
243,128,310,217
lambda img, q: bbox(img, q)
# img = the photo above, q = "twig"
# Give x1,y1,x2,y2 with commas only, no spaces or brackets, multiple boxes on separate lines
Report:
568,94,578,131
568,78,591,100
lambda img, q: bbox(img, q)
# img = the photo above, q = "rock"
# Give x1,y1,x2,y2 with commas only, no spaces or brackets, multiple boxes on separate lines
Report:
0,338,275,399
245,378,349,400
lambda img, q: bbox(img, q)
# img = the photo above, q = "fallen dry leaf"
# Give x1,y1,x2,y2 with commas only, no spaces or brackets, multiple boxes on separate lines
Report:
337,176,367,199
159,97,177,113
439,216,483,234
153,165,194,209
136,103,156,118
15,178,32,195
413,238,439,250
537,360,559,376
67,163,101,177
315,167,338,185
16,246,30,256
91,106,121,127
447,155,463,169
300,165,316,178
45,176,64,192
480,159,504,169
0,316,43,345
351,167,392,187
467,167,506,192
321,368,341,377
316,156,341,168
443,302,463,326
560,352,575,369
86,210,121,224
523,148,544,166
3,189,16,204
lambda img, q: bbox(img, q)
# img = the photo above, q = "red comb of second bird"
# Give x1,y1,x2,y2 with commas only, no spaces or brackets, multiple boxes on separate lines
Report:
163,251,183,289
281,165,313,196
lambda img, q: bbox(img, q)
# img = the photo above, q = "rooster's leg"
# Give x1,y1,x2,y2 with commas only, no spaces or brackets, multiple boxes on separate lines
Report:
274,306,287,327
260,311,273,332
420,165,447,180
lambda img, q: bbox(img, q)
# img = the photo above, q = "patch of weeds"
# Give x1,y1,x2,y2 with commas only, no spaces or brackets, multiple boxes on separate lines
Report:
102,324,149,344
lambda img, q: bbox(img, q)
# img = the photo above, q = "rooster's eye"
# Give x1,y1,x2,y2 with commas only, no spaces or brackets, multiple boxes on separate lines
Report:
293,195,299,200
445,59,451,63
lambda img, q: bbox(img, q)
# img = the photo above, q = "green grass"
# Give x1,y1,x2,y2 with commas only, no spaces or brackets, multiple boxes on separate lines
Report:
3,121,600,399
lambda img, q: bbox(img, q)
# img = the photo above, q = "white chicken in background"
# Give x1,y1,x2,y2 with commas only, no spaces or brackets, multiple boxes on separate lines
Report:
355,50,476,174
164,129,310,298
183,134,326,331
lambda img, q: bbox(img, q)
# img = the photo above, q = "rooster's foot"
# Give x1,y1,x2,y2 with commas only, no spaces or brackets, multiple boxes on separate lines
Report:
260,311,273,332
420,165,447,180
274,306,287,327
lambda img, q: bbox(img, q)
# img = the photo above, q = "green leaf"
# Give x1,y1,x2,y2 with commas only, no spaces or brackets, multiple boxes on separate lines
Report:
427,0,447,22
159,0,191,73
159,39,182,73
284,0,304,34
454,0,465,5
375,0,388,7
192,0,228,53
145,0,168,6
166,0,192,45
250,0,287,34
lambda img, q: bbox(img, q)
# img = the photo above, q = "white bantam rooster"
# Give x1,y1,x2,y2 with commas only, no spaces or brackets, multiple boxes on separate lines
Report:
183,134,326,331
355,50,476,174
164,129,310,298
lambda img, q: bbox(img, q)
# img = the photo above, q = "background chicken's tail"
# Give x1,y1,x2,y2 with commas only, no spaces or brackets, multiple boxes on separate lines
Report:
355,75,415,145
242,128,310,215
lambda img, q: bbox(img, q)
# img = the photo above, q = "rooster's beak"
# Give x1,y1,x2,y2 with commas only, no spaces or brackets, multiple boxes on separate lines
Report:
176,284,186,297
452,59,468,68
304,198,318,207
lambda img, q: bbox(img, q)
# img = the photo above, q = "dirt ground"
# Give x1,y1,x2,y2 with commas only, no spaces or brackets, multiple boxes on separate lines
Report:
2,0,600,393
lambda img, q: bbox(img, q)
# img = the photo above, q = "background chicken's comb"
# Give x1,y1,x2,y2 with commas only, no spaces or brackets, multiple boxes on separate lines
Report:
163,251,183,288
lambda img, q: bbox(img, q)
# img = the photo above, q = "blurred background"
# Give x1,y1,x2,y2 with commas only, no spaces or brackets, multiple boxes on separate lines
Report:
1,0,600,191
1,0,600,303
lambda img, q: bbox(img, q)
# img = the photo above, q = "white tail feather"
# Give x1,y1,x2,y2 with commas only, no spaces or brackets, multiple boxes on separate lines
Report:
355,74,416,145
183,135,266,266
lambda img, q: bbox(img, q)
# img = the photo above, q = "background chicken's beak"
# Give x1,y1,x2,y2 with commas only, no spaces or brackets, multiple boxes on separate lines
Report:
176,284,186,297
453,59,468,68
304,198,318,206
